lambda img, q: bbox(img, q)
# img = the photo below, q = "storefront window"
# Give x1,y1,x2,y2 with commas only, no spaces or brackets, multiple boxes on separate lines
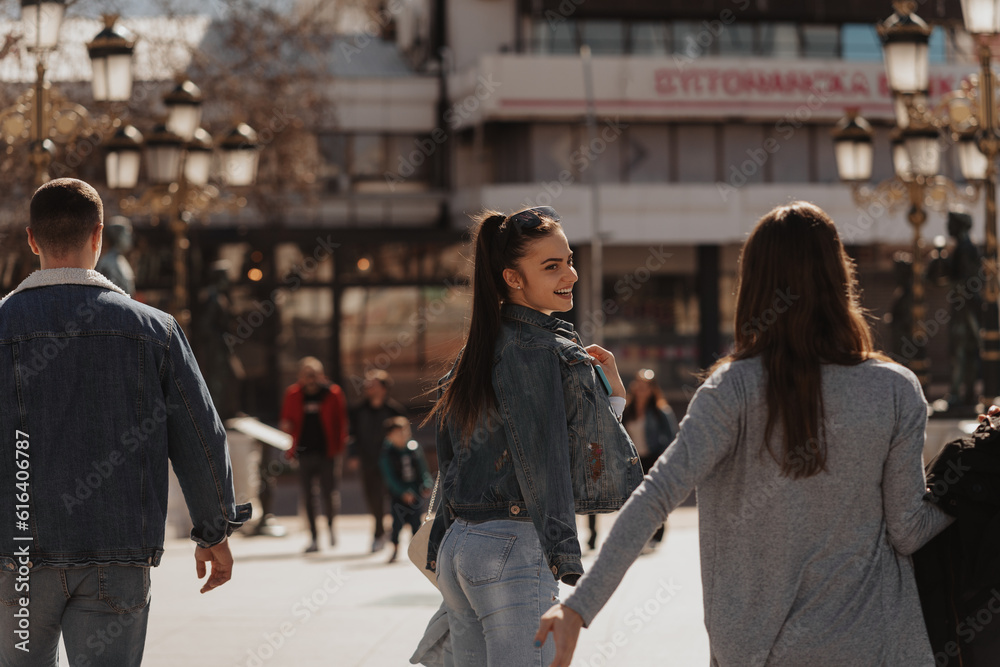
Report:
801,25,839,58
630,22,669,55
603,272,701,395
581,20,624,55
624,125,671,183
340,285,470,406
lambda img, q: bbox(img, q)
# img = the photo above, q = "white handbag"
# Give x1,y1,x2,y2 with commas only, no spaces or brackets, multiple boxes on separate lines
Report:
407,473,440,588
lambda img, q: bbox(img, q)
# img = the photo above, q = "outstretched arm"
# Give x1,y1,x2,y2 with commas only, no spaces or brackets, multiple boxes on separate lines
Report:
535,604,585,667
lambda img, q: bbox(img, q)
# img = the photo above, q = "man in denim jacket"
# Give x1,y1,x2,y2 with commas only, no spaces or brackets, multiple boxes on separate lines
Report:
0,179,251,665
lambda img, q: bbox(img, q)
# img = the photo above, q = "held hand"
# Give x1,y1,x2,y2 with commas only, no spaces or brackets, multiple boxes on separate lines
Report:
195,537,234,594
585,344,626,398
977,405,1000,428
346,457,360,473
535,603,584,667
402,491,417,505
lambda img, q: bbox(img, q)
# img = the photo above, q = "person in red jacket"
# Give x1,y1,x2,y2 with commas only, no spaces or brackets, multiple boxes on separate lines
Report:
280,357,348,552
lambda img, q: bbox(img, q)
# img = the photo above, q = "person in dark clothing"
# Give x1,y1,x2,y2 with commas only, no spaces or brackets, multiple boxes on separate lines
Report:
348,370,407,552
913,412,1000,666
379,416,433,563
281,357,349,553
586,368,679,552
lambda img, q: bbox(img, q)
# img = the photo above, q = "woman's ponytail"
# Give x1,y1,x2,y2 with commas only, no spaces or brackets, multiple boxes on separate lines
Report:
425,207,559,439
426,211,509,438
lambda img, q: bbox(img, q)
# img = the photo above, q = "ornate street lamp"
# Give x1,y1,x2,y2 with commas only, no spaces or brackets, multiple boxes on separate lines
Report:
958,129,991,182
878,5,932,97
961,0,1000,34
2,5,136,185
86,15,135,103
832,111,874,182
144,123,184,186
2,6,263,325
20,0,66,53
164,79,203,143
833,3,980,391
104,124,142,190
898,123,942,179
219,123,261,187
957,0,1000,401
183,128,214,187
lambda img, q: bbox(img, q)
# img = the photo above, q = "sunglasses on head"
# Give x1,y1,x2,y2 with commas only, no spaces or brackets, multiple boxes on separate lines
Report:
499,206,560,250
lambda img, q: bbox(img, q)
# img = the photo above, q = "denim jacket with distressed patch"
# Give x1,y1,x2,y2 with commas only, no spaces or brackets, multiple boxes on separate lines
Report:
428,303,643,584
0,269,251,570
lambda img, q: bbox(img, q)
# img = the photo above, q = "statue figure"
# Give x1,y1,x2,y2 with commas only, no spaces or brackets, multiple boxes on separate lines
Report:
95,216,136,295
943,211,981,408
888,252,914,364
195,260,245,420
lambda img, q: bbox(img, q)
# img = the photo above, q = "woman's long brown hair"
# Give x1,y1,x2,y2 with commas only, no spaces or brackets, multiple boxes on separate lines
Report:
718,201,888,478
423,209,560,439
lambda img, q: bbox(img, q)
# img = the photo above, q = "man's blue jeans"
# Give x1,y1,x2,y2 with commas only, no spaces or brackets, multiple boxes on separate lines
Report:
437,518,559,667
0,564,151,666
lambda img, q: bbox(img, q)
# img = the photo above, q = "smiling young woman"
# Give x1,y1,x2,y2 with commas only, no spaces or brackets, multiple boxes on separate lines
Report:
421,207,643,667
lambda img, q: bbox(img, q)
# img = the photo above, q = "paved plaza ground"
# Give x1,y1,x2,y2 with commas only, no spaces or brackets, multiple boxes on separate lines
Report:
57,509,709,667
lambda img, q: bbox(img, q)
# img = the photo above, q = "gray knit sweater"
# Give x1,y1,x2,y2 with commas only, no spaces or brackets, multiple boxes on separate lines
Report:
562,357,954,666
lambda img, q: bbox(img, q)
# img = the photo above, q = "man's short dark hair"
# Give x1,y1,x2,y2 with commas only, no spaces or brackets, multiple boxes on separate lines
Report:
29,178,104,257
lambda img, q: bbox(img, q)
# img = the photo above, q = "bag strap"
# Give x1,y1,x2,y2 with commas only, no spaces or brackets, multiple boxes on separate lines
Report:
425,472,440,522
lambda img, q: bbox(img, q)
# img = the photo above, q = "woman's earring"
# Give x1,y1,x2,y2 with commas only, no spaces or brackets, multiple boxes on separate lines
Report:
515,286,522,290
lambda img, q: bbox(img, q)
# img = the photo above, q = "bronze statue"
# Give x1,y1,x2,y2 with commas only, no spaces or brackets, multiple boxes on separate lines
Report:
95,216,135,295
195,260,245,420
942,211,981,408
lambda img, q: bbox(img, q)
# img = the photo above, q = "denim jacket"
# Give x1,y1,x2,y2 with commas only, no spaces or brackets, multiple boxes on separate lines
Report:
0,269,251,570
428,303,643,584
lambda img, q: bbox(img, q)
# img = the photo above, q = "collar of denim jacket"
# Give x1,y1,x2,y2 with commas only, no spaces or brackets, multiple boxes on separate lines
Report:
501,302,576,338
1,267,129,306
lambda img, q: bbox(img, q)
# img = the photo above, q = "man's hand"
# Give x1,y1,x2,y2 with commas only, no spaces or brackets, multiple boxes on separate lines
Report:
195,537,234,594
535,603,584,667
977,404,1000,428
346,456,360,473
402,491,417,505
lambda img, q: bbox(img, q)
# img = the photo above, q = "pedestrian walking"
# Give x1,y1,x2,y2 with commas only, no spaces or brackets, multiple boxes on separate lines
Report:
586,368,679,552
537,201,956,666
379,416,432,563
424,206,643,667
348,370,407,552
280,356,348,552
0,179,250,666
624,368,679,551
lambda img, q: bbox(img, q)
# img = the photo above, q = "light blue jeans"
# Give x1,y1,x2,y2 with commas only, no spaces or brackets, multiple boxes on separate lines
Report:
437,518,559,667
0,564,151,666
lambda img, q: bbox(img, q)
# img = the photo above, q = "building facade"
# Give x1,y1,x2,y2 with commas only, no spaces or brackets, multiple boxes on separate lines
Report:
0,0,986,417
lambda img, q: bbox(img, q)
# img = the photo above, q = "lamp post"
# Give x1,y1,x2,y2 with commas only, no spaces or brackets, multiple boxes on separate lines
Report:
955,0,1000,401
0,2,136,186
1,4,261,322
109,95,261,321
832,2,980,391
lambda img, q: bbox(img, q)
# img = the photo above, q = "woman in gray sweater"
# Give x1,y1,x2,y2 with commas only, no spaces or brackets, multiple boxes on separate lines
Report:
536,201,955,666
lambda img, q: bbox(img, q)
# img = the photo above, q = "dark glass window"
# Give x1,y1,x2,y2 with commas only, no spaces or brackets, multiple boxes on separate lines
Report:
581,20,624,55
802,25,839,58
630,22,670,55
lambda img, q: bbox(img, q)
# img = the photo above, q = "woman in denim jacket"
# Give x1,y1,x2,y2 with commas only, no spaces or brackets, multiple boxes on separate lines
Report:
423,207,642,666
